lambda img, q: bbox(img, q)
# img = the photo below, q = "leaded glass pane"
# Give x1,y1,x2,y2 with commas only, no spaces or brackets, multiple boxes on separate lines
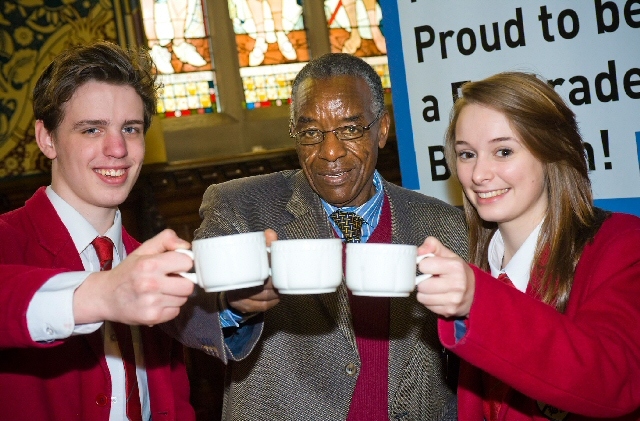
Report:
141,0,219,117
324,0,390,92
228,0,310,109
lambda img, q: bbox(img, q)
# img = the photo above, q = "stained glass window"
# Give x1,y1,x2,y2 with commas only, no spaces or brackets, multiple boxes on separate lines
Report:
324,0,390,92
228,0,310,109
141,0,218,117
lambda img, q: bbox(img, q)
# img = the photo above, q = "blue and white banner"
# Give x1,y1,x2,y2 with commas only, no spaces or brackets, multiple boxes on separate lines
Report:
380,0,640,216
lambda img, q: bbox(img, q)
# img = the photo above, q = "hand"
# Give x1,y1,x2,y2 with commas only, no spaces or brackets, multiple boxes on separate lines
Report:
226,229,281,314
74,229,196,325
415,236,476,318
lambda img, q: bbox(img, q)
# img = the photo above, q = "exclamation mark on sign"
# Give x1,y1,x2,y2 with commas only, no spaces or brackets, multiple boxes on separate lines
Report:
601,130,612,170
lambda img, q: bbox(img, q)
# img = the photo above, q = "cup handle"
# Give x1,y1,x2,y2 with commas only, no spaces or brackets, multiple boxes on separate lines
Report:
415,253,435,285
174,248,197,284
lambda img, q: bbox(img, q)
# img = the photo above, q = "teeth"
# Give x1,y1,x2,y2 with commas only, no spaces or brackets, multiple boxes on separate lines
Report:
96,169,125,177
478,188,509,199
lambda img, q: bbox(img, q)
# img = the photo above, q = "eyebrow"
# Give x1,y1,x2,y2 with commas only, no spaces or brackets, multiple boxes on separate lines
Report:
72,119,108,130
455,136,515,146
296,116,316,125
490,136,516,143
123,119,145,126
72,119,144,130
295,114,364,126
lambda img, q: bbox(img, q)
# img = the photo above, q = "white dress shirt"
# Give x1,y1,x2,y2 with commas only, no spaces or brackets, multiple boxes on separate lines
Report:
25,186,150,421
487,220,544,293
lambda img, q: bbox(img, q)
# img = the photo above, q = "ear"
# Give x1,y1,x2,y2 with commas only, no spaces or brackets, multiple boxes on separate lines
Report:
377,111,390,149
35,120,57,159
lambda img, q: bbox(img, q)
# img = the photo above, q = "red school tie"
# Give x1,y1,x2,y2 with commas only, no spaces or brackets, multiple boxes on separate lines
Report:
92,236,143,421
482,271,515,421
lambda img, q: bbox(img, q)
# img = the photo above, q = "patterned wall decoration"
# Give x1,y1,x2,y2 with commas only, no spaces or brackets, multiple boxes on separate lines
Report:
0,0,117,178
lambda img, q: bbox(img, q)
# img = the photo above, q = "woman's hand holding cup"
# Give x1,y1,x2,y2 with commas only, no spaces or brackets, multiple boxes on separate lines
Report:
415,236,476,318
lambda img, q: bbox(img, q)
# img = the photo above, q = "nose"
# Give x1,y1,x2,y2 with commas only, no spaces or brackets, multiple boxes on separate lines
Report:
317,130,347,162
103,130,128,158
471,155,493,185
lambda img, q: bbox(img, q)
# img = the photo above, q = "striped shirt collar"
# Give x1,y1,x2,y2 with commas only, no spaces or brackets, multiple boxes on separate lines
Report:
321,170,384,243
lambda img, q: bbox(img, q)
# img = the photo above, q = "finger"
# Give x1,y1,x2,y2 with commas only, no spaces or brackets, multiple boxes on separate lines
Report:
261,297,280,312
226,282,266,304
157,275,196,297
417,236,439,255
262,277,279,291
417,236,458,259
418,255,461,287
133,229,191,256
248,288,279,302
168,250,195,272
138,306,183,325
417,254,448,279
235,296,280,313
132,252,195,280
416,288,471,318
415,292,461,318
415,290,450,306
416,275,459,295
264,228,278,246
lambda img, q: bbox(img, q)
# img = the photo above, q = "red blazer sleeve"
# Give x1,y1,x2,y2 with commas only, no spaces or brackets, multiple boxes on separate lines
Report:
0,264,71,348
0,209,77,349
439,213,640,417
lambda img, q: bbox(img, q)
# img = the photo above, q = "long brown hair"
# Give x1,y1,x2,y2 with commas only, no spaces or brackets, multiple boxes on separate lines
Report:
444,72,605,312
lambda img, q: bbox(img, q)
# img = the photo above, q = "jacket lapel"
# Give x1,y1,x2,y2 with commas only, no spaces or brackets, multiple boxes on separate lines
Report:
283,172,333,240
27,188,84,270
283,172,358,352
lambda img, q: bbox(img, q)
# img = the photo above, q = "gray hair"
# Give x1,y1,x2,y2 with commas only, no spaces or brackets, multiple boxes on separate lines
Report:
290,53,385,119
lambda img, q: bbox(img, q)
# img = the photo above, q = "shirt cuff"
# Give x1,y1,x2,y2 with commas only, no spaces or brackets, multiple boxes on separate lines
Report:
454,319,467,343
218,291,259,328
27,271,103,342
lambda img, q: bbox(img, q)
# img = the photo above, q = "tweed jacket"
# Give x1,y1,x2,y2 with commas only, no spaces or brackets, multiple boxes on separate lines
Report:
176,170,468,421
0,187,195,421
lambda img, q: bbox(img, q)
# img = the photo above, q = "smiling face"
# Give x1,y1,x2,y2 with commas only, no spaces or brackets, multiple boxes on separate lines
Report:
454,103,548,234
292,75,389,207
36,81,145,226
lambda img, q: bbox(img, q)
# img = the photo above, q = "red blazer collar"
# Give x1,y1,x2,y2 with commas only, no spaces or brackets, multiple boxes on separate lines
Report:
25,187,140,269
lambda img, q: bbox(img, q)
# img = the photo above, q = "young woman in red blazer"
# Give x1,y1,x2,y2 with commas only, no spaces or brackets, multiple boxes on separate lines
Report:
415,72,640,420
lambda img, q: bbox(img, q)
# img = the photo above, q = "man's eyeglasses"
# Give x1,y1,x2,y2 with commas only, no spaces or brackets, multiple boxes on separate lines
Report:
289,112,383,146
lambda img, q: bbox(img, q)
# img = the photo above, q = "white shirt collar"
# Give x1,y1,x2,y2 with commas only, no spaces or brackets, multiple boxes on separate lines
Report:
488,220,543,293
45,186,123,262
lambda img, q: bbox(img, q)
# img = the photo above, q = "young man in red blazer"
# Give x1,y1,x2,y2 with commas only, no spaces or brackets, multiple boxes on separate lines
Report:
0,41,230,421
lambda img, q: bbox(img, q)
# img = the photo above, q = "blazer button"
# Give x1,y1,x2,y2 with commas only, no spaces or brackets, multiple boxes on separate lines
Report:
345,363,358,376
95,393,109,407
201,345,219,357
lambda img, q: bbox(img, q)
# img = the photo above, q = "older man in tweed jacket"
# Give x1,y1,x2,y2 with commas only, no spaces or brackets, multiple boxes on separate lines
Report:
168,53,468,420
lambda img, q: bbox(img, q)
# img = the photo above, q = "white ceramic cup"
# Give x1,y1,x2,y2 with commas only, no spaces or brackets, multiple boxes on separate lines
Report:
345,243,434,297
269,238,343,294
175,231,270,292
